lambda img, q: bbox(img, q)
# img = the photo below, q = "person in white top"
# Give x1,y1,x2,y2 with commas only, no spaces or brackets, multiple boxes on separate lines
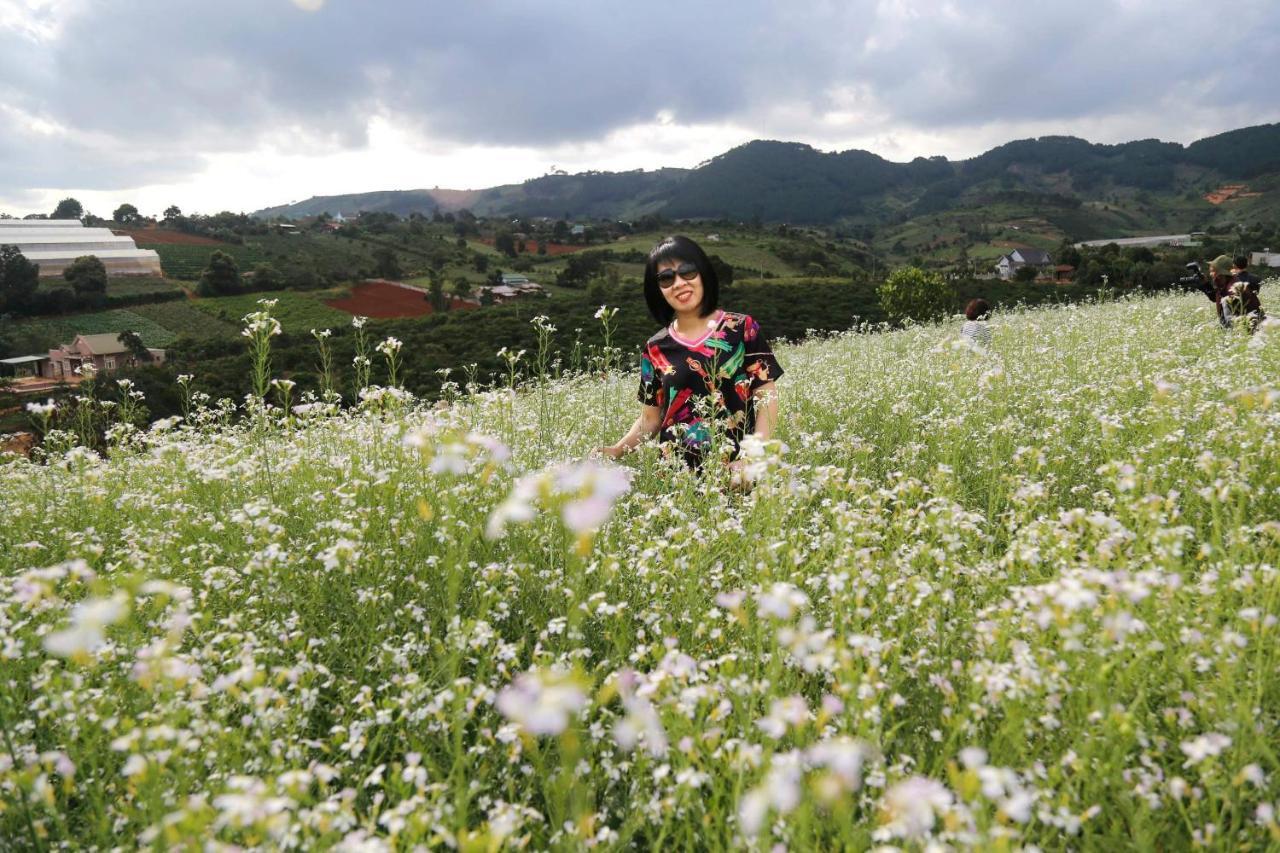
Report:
960,298,992,350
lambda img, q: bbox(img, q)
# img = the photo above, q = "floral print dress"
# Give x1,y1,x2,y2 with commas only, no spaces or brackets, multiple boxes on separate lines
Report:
637,310,784,465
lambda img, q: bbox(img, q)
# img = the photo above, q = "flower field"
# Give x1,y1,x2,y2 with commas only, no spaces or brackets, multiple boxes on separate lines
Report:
2,292,1279,849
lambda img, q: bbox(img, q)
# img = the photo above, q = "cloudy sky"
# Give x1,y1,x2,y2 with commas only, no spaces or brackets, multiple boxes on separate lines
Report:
2,0,1278,217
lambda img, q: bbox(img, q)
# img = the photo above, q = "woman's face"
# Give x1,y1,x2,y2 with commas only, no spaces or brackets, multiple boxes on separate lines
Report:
657,258,704,316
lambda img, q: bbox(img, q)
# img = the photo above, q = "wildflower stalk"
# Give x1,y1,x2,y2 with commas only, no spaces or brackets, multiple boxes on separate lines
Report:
241,299,282,499
351,315,371,396
532,315,556,450
498,346,524,444
0,697,41,852
242,301,281,404
175,374,194,423
377,336,403,389
311,328,338,404
595,305,621,448
72,367,99,450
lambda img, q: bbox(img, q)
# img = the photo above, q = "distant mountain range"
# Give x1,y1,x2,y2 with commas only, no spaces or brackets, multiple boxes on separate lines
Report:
254,124,1280,236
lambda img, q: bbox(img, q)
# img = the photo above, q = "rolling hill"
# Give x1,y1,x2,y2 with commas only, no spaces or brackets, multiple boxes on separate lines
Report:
254,123,1280,240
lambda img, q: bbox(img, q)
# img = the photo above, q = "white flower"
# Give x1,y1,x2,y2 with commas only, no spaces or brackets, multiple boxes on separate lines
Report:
376,336,402,356
43,592,130,658
351,315,368,329
756,695,810,738
241,312,282,338
25,399,57,416
486,459,631,539
715,590,746,610
738,755,803,837
876,776,954,841
1180,732,1231,767
757,582,808,619
611,670,668,758
495,669,588,736
807,737,873,791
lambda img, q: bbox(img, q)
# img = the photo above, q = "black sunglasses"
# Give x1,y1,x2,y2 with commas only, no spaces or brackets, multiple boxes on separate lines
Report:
655,262,699,289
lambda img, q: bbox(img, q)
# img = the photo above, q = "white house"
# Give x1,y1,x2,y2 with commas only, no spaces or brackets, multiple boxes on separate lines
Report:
995,248,1053,280
1250,250,1280,270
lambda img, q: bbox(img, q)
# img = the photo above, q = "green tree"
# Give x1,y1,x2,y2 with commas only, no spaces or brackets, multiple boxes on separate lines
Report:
1014,264,1039,283
198,250,242,296
112,203,141,224
373,247,402,280
250,262,284,291
877,265,954,324
452,276,473,299
117,330,152,363
162,205,182,223
0,244,40,314
428,268,447,312
708,254,735,287
63,255,108,301
494,231,517,258
51,197,83,220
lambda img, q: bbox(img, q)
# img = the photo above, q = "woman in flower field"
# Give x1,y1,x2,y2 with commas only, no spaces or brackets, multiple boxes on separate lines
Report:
960,298,992,350
598,234,782,468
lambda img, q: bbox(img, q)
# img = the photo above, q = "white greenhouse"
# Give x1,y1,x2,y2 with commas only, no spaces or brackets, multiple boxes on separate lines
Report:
0,220,162,277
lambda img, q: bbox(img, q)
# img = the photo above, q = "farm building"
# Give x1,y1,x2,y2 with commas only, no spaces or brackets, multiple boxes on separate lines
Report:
1250,250,1280,269
0,220,162,277
995,248,1054,280
44,333,165,380
483,279,545,303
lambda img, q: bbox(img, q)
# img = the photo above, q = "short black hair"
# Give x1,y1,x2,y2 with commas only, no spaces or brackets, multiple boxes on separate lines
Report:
964,298,991,321
642,235,720,324
1234,255,1249,270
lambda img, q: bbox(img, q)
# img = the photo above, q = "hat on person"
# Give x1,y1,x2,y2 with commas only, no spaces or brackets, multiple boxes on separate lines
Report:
1209,255,1233,275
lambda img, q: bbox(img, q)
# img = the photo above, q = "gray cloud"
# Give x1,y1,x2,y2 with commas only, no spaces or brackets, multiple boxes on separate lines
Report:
2,0,1278,201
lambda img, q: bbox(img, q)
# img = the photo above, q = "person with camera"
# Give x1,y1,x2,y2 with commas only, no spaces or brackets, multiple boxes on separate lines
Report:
1210,254,1263,331
1228,255,1265,332
1206,255,1239,329
1176,261,1214,301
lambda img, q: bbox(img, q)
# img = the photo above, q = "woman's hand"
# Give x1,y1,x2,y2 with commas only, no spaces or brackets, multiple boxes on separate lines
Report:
595,444,625,460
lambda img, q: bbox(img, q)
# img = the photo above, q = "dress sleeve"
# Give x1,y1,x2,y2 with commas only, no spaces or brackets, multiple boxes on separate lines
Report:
741,315,783,391
637,344,661,406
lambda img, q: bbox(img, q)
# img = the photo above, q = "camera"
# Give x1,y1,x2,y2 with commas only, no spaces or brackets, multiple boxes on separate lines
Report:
1173,261,1212,299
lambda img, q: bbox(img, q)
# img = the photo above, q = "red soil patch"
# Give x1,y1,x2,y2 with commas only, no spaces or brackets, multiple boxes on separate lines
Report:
478,238,583,256
326,279,478,318
1,432,36,457
1203,184,1261,205
113,227,226,246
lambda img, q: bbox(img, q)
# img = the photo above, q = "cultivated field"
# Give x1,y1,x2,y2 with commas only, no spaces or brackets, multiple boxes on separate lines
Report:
145,244,268,280
5,308,179,349
2,292,1279,849
326,280,477,319
192,290,354,333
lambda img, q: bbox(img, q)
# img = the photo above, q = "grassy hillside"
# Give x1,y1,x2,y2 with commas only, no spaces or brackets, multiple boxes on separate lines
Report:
252,125,1280,246
3,293,1279,848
